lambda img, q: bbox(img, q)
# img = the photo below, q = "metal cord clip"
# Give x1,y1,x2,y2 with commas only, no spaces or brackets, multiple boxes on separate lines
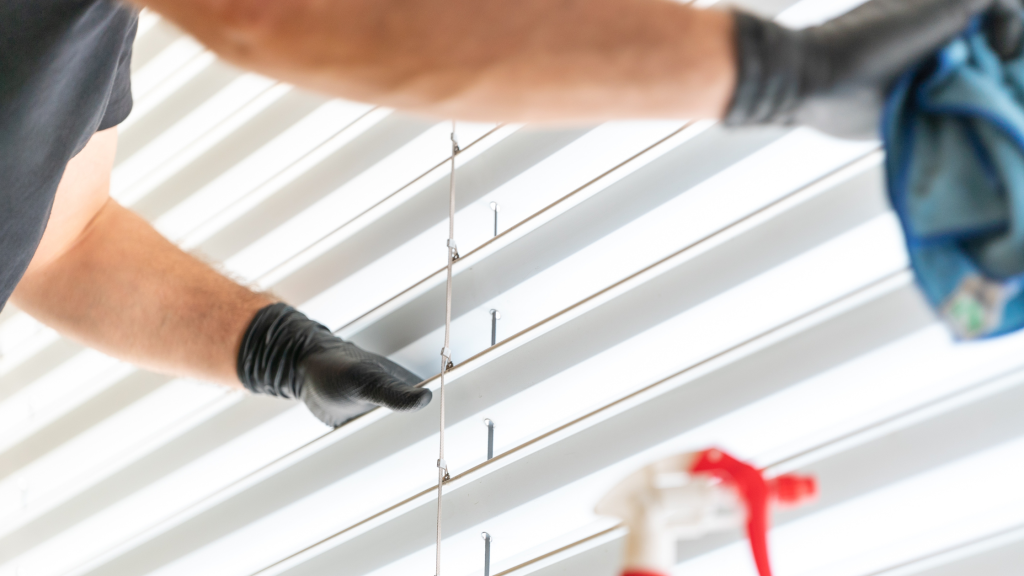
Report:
437,458,451,482
440,346,454,371
447,238,460,260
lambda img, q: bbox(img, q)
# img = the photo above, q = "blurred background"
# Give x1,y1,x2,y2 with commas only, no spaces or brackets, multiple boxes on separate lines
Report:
2,0,1024,575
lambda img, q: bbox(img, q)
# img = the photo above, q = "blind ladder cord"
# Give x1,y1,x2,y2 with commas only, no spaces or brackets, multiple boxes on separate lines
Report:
435,120,459,576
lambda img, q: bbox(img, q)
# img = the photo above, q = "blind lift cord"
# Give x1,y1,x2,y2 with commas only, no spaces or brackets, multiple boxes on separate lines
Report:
436,120,460,576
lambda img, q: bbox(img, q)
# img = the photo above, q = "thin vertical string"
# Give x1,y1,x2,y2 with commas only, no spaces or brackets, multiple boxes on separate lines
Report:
436,119,459,576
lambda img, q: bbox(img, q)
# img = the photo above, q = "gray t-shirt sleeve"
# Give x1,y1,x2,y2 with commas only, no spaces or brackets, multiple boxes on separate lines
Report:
98,14,135,132
0,1,140,312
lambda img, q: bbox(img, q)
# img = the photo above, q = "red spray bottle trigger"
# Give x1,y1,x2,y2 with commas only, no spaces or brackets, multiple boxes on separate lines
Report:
689,449,817,576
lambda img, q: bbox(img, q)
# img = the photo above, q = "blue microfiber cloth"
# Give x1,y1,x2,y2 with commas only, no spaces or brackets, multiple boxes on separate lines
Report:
884,20,1024,340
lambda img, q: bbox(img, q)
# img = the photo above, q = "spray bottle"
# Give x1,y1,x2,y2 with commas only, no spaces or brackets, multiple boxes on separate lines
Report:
596,448,817,576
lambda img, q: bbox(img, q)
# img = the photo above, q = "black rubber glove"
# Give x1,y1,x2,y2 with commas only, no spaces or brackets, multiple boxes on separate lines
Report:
237,303,432,427
725,0,1024,139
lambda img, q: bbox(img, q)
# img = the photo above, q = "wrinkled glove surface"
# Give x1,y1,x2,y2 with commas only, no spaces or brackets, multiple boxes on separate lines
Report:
238,303,432,427
726,0,1024,139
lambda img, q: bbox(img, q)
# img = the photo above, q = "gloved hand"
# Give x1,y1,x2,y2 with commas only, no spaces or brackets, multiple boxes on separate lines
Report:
725,0,1024,139
237,302,432,427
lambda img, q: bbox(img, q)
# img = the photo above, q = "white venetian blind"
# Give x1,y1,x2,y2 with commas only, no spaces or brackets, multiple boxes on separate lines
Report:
2,1,1024,575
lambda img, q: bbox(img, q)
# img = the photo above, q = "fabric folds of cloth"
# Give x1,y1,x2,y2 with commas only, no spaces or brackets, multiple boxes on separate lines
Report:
885,20,1024,339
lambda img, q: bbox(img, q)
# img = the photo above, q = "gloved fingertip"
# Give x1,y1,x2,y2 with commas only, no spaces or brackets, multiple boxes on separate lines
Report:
400,387,433,412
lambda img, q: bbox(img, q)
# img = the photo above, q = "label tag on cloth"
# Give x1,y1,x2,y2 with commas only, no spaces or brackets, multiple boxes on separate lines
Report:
941,274,1022,340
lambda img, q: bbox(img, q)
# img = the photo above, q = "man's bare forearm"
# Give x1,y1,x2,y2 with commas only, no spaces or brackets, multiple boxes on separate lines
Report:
137,0,736,122
11,199,272,388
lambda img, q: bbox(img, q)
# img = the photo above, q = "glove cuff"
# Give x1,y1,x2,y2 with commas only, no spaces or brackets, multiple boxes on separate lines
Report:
237,302,335,399
725,12,807,127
